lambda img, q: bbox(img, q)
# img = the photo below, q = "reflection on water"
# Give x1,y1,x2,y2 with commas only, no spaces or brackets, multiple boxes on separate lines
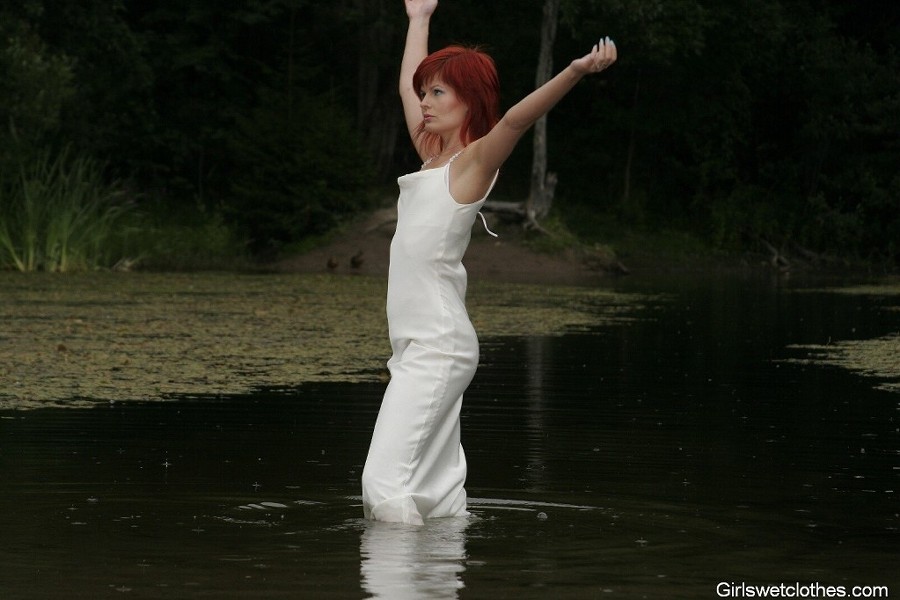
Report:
0,273,898,598
360,518,468,599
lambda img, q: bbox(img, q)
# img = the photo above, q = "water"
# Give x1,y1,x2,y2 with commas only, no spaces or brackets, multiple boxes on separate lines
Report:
1,274,897,599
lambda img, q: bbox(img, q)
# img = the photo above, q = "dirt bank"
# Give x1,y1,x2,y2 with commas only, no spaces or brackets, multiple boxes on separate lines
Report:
272,207,616,286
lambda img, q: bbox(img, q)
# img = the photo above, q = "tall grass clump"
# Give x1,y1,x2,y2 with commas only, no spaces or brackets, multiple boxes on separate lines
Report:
0,148,132,272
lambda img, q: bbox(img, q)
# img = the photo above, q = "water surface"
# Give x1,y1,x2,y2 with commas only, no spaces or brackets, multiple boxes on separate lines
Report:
1,273,897,598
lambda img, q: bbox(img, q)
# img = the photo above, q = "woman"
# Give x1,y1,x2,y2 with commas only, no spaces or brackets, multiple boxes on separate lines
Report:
361,0,617,525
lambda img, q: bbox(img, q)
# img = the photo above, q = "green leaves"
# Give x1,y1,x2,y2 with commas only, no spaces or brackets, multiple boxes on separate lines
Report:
0,0,896,265
0,20,74,166
226,88,374,255
0,148,131,272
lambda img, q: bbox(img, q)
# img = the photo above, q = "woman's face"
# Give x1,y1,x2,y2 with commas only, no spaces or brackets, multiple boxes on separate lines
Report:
419,78,467,137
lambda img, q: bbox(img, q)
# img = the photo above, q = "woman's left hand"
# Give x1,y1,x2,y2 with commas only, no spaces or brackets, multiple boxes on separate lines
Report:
570,37,617,75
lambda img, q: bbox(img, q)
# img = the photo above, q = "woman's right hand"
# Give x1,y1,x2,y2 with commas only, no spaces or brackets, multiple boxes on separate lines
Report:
405,0,438,19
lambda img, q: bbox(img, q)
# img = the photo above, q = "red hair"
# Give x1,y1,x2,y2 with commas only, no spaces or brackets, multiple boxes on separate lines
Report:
412,45,501,156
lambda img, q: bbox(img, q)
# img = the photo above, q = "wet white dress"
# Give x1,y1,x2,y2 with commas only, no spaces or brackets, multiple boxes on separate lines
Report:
361,154,496,525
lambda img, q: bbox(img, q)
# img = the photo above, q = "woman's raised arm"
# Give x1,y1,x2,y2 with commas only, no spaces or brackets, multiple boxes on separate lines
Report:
400,0,438,156
469,38,617,179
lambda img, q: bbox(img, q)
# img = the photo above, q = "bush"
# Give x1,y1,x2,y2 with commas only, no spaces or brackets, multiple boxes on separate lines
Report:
0,18,75,171
118,205,248,271
0,148,132,272
225,88,374,257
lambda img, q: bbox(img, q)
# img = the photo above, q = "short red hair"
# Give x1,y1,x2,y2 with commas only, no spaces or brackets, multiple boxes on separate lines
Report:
412,45,501,156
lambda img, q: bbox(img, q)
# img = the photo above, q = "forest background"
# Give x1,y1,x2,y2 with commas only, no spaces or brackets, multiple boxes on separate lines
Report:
0,0,897,272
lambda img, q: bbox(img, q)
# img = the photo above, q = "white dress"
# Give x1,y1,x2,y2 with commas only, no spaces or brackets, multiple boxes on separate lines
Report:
361,153,496,525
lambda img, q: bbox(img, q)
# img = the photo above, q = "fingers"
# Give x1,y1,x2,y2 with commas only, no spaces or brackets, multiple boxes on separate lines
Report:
606,37,617,62
570,36,617,75
592,36,617,71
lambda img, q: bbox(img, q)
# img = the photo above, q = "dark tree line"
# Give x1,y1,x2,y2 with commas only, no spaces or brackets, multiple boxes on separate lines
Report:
1,0,897,262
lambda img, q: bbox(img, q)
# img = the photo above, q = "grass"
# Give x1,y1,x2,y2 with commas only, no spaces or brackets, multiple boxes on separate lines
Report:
558,203,727,269
117,206,250,271
0,148,131,272
510,204,721,275
0,149,251,272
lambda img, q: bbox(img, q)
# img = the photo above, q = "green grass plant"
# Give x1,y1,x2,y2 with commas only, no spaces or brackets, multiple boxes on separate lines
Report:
561,203,717,265
121,207,249,271
0,148,131,272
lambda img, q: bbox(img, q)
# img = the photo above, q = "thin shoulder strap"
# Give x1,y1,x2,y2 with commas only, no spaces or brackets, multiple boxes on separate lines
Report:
446,150,464,165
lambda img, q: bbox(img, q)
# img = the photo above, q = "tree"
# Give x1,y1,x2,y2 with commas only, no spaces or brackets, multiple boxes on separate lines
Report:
577,0,709,223
227,87,373,256
355,0,405,179
0,10,74,170
36,0,153,174
4,0,895,263
524,0,561,229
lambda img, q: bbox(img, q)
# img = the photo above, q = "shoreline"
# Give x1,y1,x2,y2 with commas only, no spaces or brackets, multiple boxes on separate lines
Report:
270,207,881,287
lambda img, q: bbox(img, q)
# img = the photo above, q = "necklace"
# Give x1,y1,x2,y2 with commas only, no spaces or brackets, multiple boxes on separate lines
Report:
422,145,464,168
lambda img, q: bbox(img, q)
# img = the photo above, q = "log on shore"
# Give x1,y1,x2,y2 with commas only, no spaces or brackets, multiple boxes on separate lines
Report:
482,200,526,222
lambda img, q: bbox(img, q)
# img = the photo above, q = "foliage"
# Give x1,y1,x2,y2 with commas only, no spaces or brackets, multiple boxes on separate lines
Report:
0,15,75,169
551,0,899,263
114,203,246,271
523,212,581,255
35,0,156,174
226,88,374,256
561,202,714,265
1,0,896,265
0,148,132,272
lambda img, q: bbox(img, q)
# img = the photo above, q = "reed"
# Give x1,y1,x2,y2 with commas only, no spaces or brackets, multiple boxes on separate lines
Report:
0,148,131,272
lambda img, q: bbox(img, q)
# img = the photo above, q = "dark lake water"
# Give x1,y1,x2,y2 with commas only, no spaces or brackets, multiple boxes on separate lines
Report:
1,273,897,599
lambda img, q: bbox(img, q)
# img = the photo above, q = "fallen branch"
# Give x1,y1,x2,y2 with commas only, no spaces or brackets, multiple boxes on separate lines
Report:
482,200,526,222
789,240,835,265
758,235,791,269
